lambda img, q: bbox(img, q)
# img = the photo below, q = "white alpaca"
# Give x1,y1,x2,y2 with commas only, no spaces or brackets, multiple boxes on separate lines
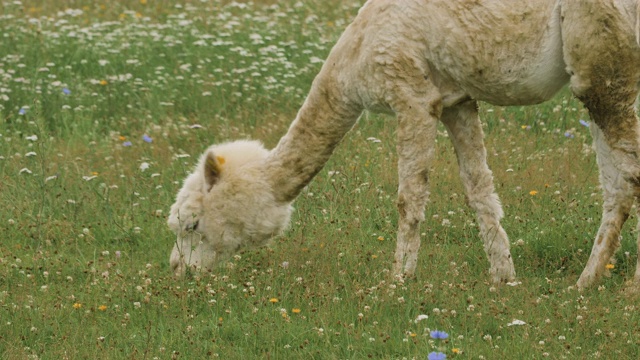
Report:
169,0,640,289
168,141,293,276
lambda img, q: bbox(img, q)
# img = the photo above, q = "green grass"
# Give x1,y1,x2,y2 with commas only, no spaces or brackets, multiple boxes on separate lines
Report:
1,0,640,358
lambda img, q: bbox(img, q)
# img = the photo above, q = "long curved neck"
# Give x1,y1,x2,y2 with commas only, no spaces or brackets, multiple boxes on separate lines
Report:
266,77,362,203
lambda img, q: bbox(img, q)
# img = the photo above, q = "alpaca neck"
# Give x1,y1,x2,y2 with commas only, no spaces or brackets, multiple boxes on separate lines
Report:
266,80,362,203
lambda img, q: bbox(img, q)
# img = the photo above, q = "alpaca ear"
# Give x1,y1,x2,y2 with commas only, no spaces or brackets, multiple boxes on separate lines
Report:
204,152,224,190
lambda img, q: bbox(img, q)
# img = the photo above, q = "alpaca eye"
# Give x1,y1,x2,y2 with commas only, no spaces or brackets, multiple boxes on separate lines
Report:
185,220,199,231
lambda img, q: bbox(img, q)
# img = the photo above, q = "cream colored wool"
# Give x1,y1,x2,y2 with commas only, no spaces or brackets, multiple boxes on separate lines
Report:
169,0,640,289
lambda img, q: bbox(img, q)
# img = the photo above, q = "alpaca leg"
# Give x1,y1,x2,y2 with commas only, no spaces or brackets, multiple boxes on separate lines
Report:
633,204,640,288
561,5,640,288
392,92,441,277
441,101,515,284
576,123,635,289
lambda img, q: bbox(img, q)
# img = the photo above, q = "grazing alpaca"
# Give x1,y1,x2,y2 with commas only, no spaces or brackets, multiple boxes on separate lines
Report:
169,0,640,289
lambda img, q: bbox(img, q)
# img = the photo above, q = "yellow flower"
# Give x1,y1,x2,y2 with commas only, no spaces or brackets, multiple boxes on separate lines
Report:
269,298,279,303
529,190,538,196
98,305,107,311
371,255,378,259
605,264,615,270
73,303,82,309
292,308,301,314
100,79,108,86
140,0,147,4
452,348,461,354
409,333,417,337
377,236,384,241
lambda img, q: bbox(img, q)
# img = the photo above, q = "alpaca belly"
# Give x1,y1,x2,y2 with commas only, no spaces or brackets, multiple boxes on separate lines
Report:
455,41,569,106
423,0,568,106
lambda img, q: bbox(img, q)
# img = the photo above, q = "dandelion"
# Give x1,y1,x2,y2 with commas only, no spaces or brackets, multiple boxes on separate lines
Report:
73,303,82,309
99,79,108,86
142,134,152,143
269,298,279,303
428,352,447,360
430,330,449,340
452,348,460,354
292,308,301,314
98,305,107,311
605,264,615,270
529,190,538,196
377,236,384,241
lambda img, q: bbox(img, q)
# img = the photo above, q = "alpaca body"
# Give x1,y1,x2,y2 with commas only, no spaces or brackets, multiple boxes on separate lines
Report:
169,0,640,289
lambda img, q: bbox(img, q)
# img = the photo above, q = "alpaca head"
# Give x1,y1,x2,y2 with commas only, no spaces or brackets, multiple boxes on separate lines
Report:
167,140,293,277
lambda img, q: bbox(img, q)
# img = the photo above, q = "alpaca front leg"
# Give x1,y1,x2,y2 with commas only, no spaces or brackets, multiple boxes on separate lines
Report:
441,102,515,284
392,100,439,277
577,123,634,289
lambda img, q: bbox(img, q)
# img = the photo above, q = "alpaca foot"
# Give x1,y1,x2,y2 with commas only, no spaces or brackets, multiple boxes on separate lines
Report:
576,263,603,290
488,253,516,284
621,279,640,297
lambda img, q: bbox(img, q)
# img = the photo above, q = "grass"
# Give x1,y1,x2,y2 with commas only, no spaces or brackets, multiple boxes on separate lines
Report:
1,0,639,358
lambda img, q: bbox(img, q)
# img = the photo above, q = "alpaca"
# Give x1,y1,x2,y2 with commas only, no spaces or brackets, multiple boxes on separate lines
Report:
169,0,640,289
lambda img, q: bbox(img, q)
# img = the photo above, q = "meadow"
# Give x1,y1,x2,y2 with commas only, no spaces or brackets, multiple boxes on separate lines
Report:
1,0,639,358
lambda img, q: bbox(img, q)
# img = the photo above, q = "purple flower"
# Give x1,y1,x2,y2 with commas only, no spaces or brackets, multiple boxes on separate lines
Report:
142,134,152,143
122,141,132,147
579,119,590,127
62,87,71,95
430,330,449,340
18,107,27,115
564,131,574,139
428,352,447,360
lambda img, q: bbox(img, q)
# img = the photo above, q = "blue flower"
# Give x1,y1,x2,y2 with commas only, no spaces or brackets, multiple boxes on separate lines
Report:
564,131,574,139
18,107,27,115
62,87,71,95
428,352,446,360
142,134,152,143
122,141,132,147
430,330,449,340
579,119,589,127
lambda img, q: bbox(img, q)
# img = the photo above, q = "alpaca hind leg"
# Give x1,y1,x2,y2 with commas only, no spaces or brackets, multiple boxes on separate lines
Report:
562,7,640,287
391,92,441,277
577,123,635,289
441,101,515,284
632,204,640,290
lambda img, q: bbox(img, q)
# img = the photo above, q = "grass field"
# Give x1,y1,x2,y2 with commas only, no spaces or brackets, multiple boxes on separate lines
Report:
1,0,640,358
